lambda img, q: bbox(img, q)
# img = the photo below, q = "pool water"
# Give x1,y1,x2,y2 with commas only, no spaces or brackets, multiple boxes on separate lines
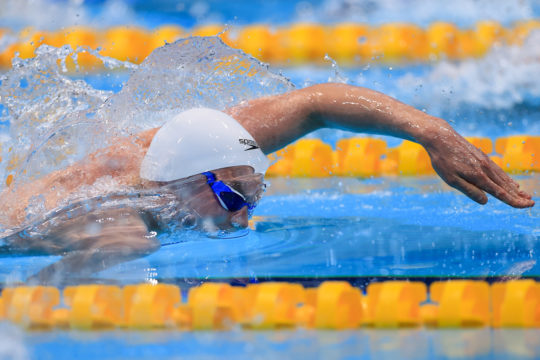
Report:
5,326,540,360
0,175,538,360
2,176,537,285
0,1,539,359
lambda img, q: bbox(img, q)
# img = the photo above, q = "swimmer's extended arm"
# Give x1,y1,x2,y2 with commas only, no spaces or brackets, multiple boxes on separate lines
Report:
229,83,534,208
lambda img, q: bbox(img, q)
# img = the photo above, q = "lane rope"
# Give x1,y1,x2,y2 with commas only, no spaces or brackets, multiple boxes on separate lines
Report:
1,279,538,330
0,20,539,69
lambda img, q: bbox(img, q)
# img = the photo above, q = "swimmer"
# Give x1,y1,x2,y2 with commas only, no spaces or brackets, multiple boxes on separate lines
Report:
0,83,535,283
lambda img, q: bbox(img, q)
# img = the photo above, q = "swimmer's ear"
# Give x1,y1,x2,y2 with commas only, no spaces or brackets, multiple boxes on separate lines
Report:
27,209,160,285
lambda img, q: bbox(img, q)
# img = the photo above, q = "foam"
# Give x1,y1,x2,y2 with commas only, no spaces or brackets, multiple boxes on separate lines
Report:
0,37,292,230
397,31,540,111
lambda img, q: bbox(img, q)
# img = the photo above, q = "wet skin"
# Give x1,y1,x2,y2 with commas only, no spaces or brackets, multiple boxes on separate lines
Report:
0,83,534,283
159,166,265,231
230,83,534,208
2,166,262,284
2,83,532,230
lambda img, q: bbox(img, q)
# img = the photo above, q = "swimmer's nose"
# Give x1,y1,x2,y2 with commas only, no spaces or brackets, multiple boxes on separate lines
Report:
230,207,249,229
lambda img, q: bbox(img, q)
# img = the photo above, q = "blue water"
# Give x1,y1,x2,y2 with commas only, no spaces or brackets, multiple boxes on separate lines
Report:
1,174,536,359
1,2,540,359
3,177,537,285
4,326,539,359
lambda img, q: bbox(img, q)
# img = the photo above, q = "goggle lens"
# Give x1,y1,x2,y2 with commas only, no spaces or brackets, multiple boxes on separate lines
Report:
215,190,248,212
203,171,255,212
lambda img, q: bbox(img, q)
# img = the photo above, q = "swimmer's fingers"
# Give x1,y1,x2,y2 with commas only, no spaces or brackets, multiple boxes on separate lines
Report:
428,135,534,208
475,153,535,206
448,177,488,205
430,151,489,205
483,158,533,200
461,170,534,208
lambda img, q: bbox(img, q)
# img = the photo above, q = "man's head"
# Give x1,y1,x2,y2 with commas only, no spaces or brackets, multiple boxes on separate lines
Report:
140,108,269,182
139,108,269,232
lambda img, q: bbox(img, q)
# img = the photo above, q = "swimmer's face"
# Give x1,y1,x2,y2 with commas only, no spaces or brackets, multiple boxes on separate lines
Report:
167,166,265,232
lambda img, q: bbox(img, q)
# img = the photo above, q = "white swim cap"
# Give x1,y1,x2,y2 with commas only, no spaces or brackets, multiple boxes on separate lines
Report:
140,108,269,182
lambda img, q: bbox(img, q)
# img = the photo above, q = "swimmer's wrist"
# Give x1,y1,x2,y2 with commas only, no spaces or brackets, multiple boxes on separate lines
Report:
413,115,456,149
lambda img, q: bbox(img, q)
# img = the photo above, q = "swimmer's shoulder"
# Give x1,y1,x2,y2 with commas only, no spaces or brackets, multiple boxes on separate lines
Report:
134,128,160,149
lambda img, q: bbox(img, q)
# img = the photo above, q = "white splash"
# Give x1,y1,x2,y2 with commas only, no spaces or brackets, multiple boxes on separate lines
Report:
0,36,293,229
98,36,294,133
397,31,540,111
0,45,115,184
311,0,534,27
324,54,349,84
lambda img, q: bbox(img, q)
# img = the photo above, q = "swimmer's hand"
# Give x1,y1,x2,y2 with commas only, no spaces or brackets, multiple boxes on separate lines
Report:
232,83,534,208
424,130,535,208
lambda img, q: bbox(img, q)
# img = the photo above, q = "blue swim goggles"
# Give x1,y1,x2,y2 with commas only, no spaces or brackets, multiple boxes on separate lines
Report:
202,171,255,212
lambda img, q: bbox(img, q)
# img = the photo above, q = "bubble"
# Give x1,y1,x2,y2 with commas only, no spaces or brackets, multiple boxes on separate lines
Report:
180,214,198,230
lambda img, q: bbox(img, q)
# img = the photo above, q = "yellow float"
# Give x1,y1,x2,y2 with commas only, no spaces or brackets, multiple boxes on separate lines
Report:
1,20,540,68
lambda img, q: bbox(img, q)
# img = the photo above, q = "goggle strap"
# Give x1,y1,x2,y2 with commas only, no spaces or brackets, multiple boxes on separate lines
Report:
202,171,217,184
